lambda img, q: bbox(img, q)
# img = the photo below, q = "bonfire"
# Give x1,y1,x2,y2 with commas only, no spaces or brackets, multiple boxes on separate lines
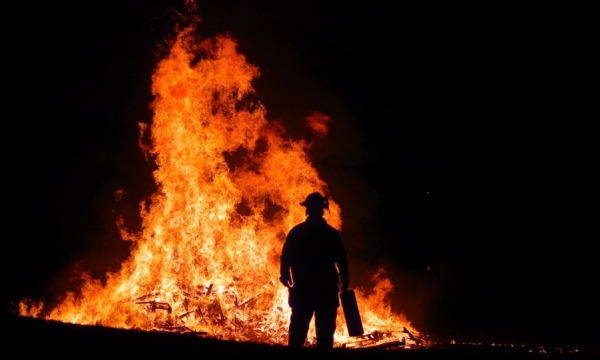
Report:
20,8,422,349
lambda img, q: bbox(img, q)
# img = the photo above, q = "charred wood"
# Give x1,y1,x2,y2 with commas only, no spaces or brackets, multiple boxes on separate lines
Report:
136,301,172,314
133,293,159,302
237,296,257,309
178,310,196,319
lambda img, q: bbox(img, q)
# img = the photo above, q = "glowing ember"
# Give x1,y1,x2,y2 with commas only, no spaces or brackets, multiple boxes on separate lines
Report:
20,21,420,347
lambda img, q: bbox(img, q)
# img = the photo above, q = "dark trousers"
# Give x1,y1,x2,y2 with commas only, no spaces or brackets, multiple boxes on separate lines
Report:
288,303,338,349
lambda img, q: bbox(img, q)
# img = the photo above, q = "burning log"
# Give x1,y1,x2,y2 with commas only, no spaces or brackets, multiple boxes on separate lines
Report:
158,324,189,332
196,307,206,322
236,297,257,309
133,293,159,302
157,324,208,335
178,309,196,319
402,327,419,344
206,299,226,325
136,301,172,314
231,316,246,329
343,331,407,349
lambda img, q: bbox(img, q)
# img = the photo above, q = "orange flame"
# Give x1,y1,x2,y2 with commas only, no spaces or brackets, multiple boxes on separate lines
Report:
305,111,332,136
22,24,420,346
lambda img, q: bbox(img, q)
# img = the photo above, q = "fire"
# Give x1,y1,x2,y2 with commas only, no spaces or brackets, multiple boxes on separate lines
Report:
21,23,421,347
305,112,332,137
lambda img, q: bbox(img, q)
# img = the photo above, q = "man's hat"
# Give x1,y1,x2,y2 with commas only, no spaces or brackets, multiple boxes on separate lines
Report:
300,192,329,210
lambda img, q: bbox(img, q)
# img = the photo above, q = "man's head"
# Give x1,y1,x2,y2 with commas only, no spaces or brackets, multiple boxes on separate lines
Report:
300,192,329,217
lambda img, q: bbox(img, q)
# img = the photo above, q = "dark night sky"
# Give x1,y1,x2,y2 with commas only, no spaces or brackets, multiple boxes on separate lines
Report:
5,0,596,352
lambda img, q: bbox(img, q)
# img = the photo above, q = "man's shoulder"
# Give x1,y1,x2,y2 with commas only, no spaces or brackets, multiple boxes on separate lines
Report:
288,222,306,233
287,218,340,237
287,222,309,238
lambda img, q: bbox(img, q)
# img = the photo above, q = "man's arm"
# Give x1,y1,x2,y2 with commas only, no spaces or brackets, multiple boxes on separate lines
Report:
279,240,292,288
337,255,349,291
335,232,350,291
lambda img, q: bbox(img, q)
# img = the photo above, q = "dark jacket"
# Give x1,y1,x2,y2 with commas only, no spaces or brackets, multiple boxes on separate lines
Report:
280,216,349,307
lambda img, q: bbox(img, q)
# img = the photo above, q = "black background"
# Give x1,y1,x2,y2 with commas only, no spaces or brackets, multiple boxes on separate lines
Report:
5,0,596,352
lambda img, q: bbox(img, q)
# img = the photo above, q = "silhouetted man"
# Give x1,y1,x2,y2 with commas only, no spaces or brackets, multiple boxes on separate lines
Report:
280,192,349,349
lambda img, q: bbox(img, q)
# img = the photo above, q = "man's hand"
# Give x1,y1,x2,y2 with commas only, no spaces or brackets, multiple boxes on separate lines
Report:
279,275,292,288
341,278,349,292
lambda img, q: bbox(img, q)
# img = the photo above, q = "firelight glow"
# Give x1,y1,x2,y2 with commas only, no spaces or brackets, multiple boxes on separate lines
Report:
19,23,420,347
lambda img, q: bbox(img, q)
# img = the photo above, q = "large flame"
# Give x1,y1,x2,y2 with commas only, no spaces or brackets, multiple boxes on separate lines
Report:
21,25,419,346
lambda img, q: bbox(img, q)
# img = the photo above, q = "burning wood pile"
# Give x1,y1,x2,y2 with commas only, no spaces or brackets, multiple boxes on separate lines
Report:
19,15,424,349
344,329,421,349
128,283,422,348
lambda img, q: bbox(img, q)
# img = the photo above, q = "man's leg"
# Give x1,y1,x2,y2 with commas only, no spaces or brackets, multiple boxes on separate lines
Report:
289,306,313,348
315,305,337,349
